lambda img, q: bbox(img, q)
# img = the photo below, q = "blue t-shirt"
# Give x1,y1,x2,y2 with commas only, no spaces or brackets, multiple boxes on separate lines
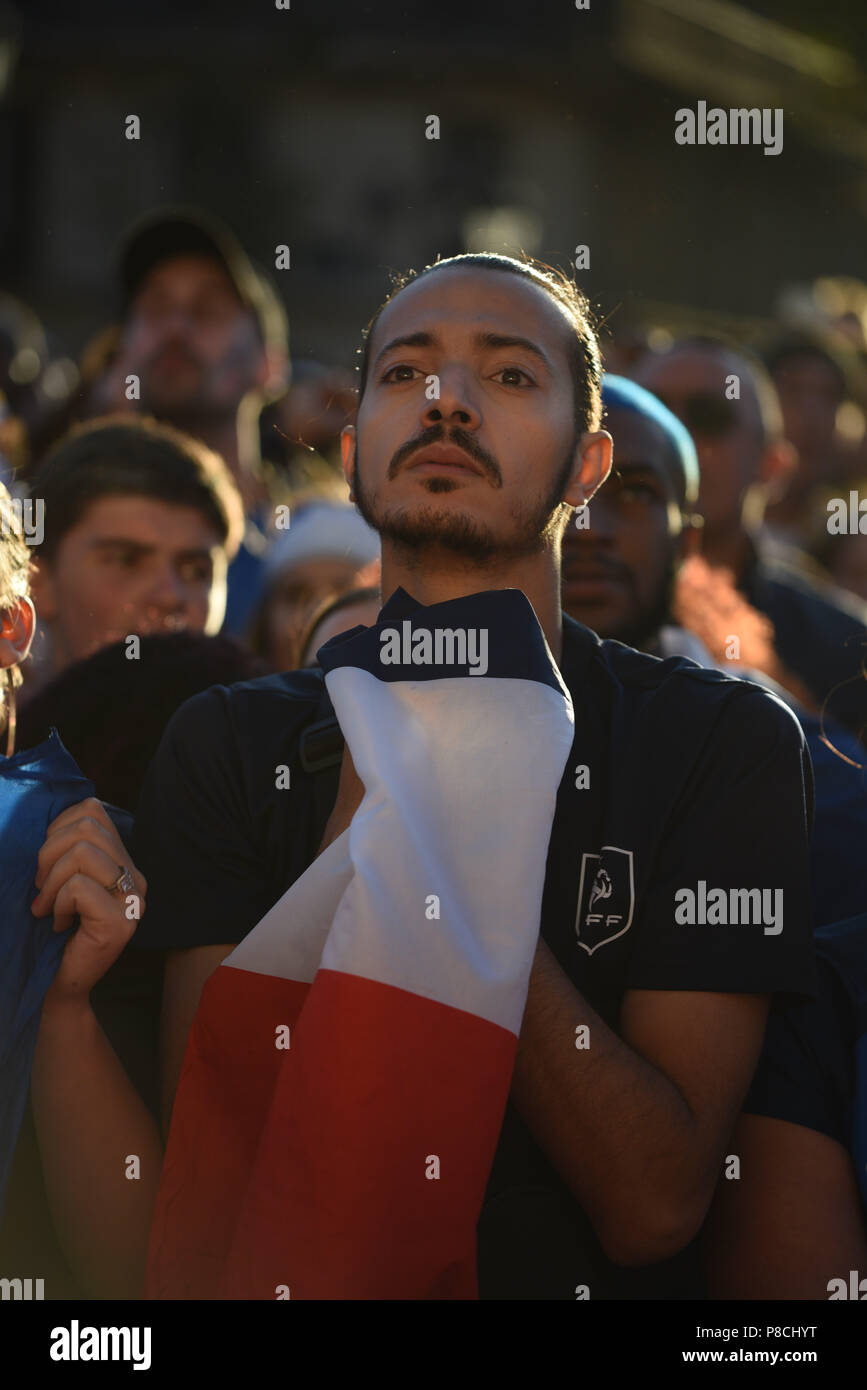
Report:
0,732,94,1215
222,532,267,640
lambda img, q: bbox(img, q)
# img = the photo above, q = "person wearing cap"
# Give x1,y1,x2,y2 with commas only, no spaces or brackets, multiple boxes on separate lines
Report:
564,372,867,931
562,373,703,653
117,209,290,637
247,498,380,672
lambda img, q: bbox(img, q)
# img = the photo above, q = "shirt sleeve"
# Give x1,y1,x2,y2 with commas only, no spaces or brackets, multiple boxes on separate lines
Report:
130,686,274,950
740,955,853,1149
625,685,817,1002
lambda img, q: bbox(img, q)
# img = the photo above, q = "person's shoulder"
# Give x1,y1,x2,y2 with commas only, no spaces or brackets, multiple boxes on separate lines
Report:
158,666,329,759
757,556,867,630
562,615,805,749
563,613,786,704
816,913,867,1003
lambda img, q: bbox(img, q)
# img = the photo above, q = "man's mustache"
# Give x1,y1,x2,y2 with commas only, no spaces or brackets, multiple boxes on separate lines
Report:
562,542,634,588
142,339,204,372
387,424,502,486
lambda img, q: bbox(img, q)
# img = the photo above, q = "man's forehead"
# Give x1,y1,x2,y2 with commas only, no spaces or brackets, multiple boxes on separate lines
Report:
639,346,731,392
134,254,240,300
639,345,761,425
606,405,671,468
76,493,218,536
372,267,574,356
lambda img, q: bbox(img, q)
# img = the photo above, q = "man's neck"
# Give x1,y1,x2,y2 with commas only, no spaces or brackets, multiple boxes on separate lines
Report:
380,546,564,664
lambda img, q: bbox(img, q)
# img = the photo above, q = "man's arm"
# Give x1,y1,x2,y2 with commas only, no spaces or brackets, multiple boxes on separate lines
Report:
510,936,768,1266
29,799,162,1299
32,997,163,1299
702,1113,867,1298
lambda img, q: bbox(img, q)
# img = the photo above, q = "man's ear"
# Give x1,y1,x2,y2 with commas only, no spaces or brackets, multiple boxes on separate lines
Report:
341,425,357,501
562,431,613,509
758,438,797,503
0,595,36,668
29,558,58,623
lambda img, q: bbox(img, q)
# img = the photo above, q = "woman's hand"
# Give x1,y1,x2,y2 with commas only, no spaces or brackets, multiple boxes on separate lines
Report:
31,797,147,1006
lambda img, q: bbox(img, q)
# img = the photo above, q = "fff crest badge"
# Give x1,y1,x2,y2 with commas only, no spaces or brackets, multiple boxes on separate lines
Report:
575,846,635,955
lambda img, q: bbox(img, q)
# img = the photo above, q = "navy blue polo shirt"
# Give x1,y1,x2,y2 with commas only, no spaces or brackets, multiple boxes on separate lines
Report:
131,610,816,1299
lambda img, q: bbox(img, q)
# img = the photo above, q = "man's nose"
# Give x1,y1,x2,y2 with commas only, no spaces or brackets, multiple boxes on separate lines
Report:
420,368,482,431
154,303,196,338
144,563,189,617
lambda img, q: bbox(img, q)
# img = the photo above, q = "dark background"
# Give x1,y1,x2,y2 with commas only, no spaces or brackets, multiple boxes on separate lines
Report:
1,0,865,373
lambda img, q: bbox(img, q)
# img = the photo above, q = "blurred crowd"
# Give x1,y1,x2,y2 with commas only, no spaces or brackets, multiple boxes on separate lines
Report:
3,212,867,735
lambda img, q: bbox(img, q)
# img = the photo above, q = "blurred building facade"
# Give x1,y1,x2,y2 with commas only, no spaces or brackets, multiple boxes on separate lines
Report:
0,0,865,367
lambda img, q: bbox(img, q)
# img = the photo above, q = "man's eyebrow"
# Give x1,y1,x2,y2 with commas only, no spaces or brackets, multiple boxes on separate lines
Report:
88,537,155,553
87,538,215,560
610,461,678,496
176,548,216,563
473,332,552,371
372,329,554,374
373,332,436,372
611,462,666,481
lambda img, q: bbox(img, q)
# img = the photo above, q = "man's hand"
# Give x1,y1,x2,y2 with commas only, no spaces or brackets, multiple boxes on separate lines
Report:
31,797,147,1006
673,555,816,708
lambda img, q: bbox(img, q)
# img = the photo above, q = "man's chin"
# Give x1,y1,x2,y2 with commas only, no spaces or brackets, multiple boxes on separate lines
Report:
141,381,209,415
364,502,497,559
564,599,645,646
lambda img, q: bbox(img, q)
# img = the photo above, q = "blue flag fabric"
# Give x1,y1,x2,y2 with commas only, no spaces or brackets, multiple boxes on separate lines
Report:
0,730,94,1216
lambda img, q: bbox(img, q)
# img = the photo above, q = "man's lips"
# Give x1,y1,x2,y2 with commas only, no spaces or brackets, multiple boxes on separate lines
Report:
150,349,201,373
406,445,485,478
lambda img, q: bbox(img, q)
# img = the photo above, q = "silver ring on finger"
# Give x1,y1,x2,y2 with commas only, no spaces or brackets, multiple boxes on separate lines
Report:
107,864,136,897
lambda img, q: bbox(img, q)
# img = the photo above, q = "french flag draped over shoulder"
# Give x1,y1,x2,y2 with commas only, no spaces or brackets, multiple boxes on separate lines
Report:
146,587,574,1300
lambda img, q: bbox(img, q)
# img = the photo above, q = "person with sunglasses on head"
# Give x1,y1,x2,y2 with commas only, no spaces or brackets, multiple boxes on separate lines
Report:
636,335,867,745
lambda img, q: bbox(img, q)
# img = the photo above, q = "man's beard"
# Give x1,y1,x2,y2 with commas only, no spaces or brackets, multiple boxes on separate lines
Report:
137,342,252,426
597,554,679,652
352,435,577,568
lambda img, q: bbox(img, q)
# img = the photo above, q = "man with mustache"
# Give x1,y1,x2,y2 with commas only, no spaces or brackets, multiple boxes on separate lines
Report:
564,372,867,927
561,375,703,652
30,255,816,1299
